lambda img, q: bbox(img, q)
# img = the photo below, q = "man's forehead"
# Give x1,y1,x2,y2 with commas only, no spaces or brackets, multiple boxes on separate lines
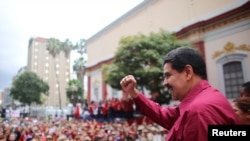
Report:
163,63,172,71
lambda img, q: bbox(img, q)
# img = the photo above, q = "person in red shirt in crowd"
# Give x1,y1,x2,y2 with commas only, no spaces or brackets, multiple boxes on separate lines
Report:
122,98,134,120
120,46,239,141
107,101,115,122
73,103,81,120
111,98,119,118
116,99,123,118
88,101,95,120
102,101,109,121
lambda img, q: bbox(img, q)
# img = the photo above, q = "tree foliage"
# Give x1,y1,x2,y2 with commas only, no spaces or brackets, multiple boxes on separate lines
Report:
46,38,61,58
47,38,77,58
103,30,189,104
73,57,86,86
46,37,76,108
66,79,84,106
10,71,49,105
73,38,87,99
61,38,75,58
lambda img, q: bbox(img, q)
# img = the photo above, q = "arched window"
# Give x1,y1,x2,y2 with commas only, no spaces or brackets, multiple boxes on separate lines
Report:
223,61,244,98
216,53,249,99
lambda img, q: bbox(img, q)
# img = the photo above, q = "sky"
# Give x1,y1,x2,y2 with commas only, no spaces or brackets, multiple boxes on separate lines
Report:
0,0,143,92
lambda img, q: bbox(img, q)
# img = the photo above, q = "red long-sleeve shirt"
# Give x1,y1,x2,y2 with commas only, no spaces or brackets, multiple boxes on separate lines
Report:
133,80,239,141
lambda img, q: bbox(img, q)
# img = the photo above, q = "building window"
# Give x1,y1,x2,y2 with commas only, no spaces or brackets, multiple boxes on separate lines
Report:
216,53,249,99
94,87,99,102
223,61,244,98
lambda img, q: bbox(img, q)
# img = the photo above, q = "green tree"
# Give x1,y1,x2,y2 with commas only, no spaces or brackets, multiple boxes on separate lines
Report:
62,38,76,58
46,38,75,109
66,79,84,106
46,38,62,109
75,38,87,56
10,71,49,105
73,39,87,99
73,57,86,90
103,30,189,104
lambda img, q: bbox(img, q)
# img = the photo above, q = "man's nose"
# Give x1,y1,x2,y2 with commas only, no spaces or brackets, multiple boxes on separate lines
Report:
163,79,168,86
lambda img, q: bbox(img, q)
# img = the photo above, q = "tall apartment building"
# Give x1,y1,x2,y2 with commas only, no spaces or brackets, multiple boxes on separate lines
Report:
27,37,70,107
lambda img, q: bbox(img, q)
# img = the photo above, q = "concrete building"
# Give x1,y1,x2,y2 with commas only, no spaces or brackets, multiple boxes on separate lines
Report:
85,0,250,103
27,37,70,107
1,88,11,107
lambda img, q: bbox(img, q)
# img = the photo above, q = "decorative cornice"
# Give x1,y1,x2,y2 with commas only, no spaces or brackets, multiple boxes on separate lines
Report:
213,42,250,59
175,1,250,39
85,58,114,72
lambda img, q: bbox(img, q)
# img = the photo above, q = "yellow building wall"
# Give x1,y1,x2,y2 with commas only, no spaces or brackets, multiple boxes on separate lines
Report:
86,0,241,67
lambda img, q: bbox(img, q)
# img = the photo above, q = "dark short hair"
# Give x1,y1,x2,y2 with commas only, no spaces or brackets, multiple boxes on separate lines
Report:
233,97,250,113
163,46,207,79
242,81,250,96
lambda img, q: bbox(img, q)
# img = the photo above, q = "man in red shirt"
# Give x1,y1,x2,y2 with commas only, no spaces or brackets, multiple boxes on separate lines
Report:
120,47,239,141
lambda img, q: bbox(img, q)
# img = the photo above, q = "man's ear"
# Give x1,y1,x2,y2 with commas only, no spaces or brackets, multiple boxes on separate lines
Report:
184,65,193,80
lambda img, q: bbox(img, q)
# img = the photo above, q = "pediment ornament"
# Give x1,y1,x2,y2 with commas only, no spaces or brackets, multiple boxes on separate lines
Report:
213,42,250,59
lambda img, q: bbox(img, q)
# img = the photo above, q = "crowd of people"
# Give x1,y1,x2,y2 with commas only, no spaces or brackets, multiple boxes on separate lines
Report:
0,115,168,141
77,98,135,122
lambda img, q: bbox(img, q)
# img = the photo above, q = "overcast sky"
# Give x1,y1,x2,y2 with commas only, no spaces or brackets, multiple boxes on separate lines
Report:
0,0,143,91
